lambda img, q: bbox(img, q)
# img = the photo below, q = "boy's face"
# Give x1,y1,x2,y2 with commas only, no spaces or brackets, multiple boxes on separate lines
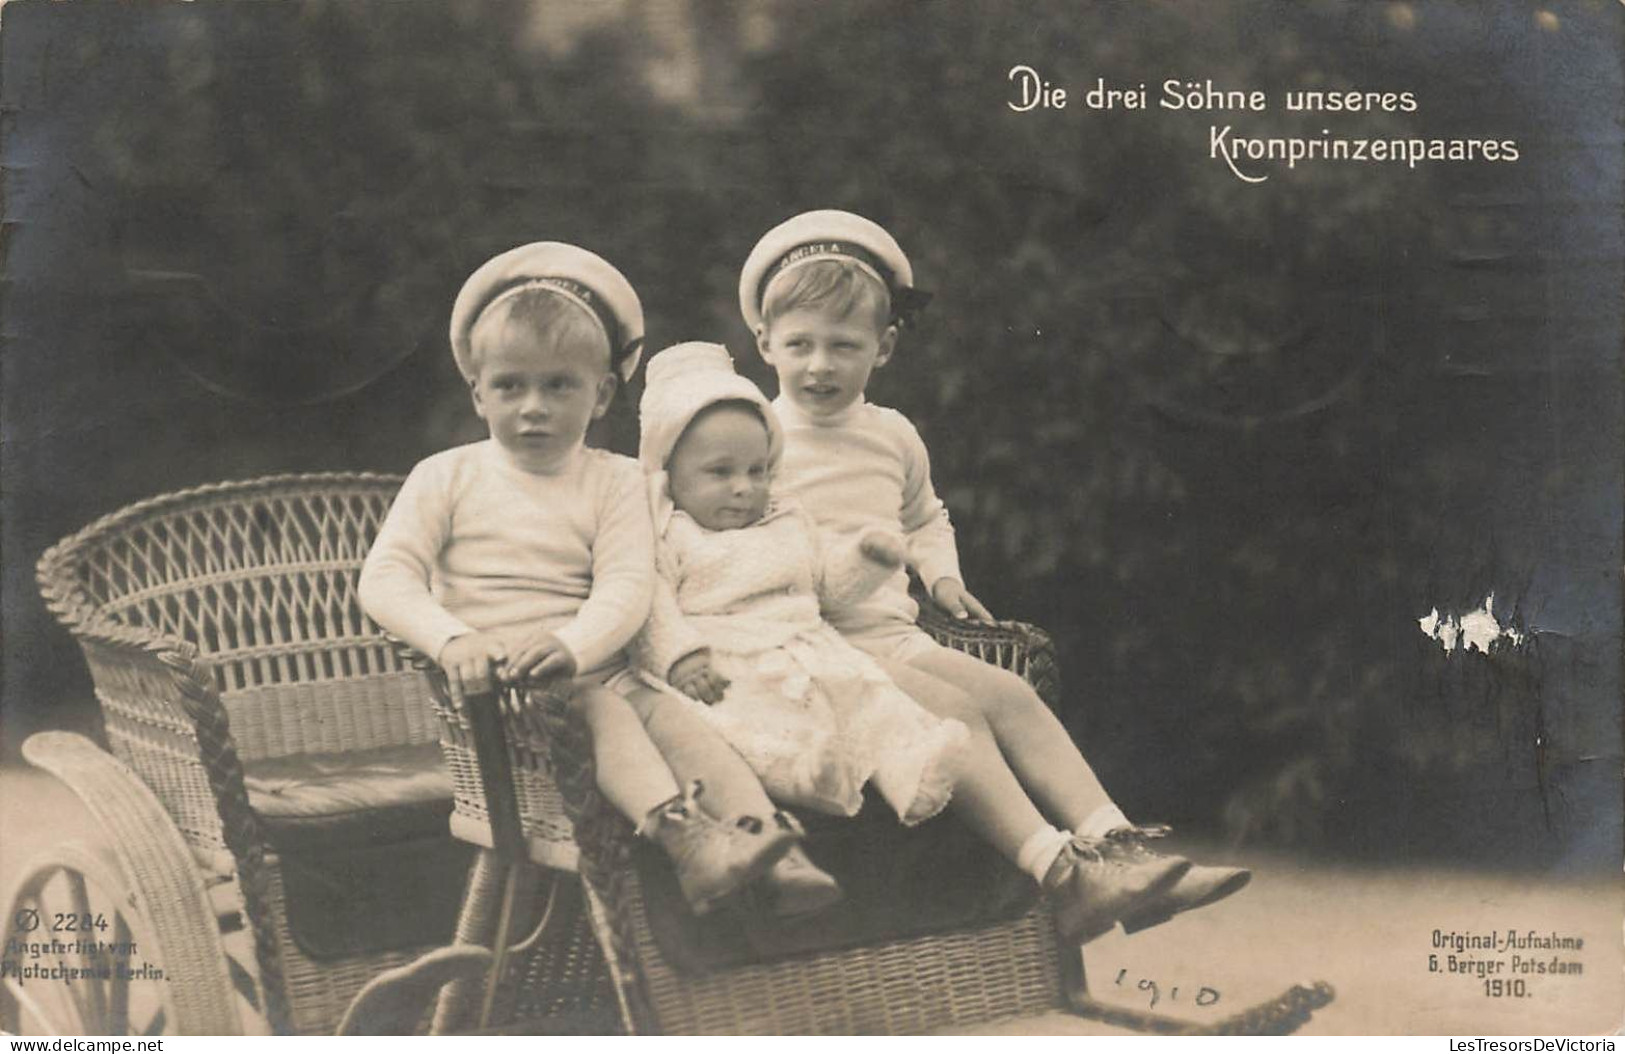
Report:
667,405,772,531
756,305,896,419
470,328,615,471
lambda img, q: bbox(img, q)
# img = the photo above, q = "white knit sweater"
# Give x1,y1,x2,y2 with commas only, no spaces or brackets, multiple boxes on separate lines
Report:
770,396,963,636
358,439,654,677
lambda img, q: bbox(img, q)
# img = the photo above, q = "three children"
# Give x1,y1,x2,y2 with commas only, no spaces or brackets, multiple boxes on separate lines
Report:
362,220,1248,945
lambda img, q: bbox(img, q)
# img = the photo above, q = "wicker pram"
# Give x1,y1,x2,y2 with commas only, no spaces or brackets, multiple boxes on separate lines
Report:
24,472,1331,1036
422,604,1074,1035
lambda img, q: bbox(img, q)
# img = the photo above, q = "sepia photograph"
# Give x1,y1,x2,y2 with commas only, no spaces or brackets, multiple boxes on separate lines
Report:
1,0,1620,1037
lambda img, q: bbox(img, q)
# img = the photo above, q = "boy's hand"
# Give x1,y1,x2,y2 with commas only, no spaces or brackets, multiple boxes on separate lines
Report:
502,630,578,686
857,528,905,569
438,632,508,699
669,650,729,704
931,578,994,621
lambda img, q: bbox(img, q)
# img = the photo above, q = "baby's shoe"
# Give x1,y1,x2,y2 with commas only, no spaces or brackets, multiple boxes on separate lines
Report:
762,843,843,918
1042,832,1190,945
1098,826,1253,934
638,781,800,915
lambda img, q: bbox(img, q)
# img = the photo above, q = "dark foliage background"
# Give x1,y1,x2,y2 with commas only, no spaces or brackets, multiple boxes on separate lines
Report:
3,0,1620,870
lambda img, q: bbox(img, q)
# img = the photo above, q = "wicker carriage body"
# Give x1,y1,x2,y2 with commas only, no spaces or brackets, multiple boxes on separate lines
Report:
451,605,1335,1036
428,601,1075,1035
33,474,460,1035
37,473,1330,1037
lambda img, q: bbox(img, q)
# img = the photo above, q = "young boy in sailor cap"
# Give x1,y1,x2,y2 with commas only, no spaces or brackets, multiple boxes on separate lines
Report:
360,242,802,914
738,211,1251,945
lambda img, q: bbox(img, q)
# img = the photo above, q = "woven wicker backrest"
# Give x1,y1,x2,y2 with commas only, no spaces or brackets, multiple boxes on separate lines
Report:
42,474,410,695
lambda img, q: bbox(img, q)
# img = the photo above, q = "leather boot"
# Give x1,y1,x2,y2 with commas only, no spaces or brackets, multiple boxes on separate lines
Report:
1043,833,1190,945
762,842,843,918
1098,826,1252,934
638,781,799,915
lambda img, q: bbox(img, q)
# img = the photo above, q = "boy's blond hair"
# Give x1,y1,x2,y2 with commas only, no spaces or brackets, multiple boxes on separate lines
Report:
467,286,612,378
761,259,892,331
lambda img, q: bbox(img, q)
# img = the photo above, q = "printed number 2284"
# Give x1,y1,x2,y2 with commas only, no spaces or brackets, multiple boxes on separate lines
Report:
54,913,109,932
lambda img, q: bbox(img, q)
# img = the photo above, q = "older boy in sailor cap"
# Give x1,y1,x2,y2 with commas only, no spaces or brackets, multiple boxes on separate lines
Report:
360,242,801,914
742,211,1250,944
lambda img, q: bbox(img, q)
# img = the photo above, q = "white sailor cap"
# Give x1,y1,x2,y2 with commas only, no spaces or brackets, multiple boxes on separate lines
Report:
738,209,930,332
449,242,645,383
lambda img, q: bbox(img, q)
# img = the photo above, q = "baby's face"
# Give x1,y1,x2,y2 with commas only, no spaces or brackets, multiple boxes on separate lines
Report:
667,404,772,531
757,305,895,420
471,328,614,471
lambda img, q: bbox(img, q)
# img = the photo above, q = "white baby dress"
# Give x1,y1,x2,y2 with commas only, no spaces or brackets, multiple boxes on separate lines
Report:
638,502,967,824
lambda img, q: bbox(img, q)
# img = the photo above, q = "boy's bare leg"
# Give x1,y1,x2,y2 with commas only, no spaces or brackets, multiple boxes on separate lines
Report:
870,656,1049,861
876,653,1200,944
572,685,681,821
906,647,1112,832
623,685,780,822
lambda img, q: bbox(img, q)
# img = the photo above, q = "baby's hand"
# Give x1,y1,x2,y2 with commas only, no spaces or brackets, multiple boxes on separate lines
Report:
438,632,508,699
502,630,578,686
670,650,729,705
857,529,905,569
931,578,994,621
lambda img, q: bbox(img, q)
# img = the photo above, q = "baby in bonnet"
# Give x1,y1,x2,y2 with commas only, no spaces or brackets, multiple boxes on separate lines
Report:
635,343,969,846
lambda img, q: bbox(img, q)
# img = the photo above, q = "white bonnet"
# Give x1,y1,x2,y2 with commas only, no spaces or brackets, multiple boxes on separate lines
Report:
638,342,784,475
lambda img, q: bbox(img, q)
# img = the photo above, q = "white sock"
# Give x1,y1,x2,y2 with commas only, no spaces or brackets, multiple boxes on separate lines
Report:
1075,803,1132,840
1016,825,1071,884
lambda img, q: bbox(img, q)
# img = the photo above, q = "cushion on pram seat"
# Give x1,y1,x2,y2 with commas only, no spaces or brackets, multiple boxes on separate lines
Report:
637,790,1039,974
244,742,470,962
245,741,453,849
